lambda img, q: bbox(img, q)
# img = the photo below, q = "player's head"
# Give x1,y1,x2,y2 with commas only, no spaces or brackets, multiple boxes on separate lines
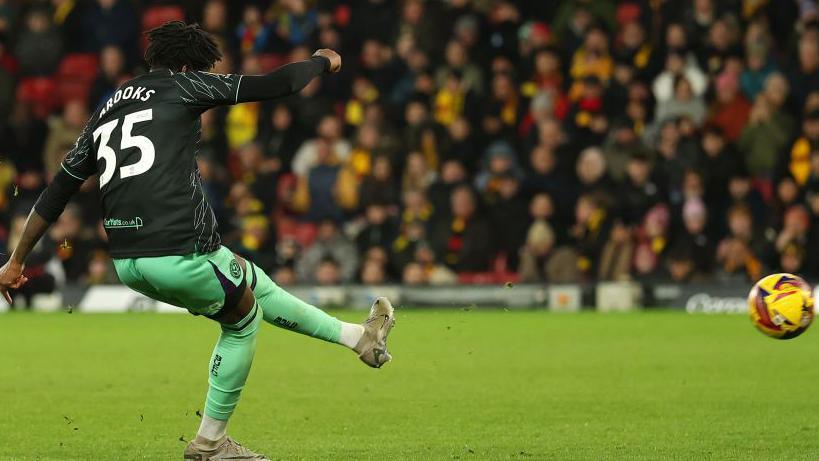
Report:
144,21,221,72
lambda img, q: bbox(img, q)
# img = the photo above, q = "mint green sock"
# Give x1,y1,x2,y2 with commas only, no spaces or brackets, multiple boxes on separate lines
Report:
246,262,342,343
204,302,262,421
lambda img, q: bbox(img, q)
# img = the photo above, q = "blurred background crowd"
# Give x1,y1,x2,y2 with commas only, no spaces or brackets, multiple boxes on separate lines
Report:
2,0,819,293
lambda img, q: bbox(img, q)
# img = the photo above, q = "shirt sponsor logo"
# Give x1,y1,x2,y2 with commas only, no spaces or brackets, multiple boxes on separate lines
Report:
104,216,144,230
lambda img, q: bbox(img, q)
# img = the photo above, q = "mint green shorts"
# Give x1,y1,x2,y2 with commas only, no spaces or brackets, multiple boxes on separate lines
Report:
113,246,245,317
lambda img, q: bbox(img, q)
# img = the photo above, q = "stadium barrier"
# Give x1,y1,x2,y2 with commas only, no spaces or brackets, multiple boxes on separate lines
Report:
1,281,807,314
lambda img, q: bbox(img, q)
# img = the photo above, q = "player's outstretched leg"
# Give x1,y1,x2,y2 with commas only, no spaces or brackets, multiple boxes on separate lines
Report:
185,300,268,460
241,258,396,368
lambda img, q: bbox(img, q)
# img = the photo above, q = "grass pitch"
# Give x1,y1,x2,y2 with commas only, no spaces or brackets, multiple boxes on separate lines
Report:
1,309,819,460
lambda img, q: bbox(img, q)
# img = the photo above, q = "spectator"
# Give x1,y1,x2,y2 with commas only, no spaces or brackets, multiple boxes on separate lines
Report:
237,4,271,55
698,17,742,76
356,203,397,255
565,76,606,142
475,141,523,196
359,257,387,284
346,123,385,179
672,197,713,274
82,0,138,58
487,174,528,270
297,221,358,283
402,261,425,285
715,238,763,283
292,139,357,222
775,205,810,255
4,102,47,172
598,220,633,281
258,103,305,173
358,156,399,210
651,120,694,206
314,257,342,285
433,70,469,127
665,245,700,283
740,39,777,101
435,39,484,97
15,7,62,76
778,242,806,276
270,0,317,47
274,266,297,286
43,100,88,179
707,70,751,141
652,50,707,104
719,204,770,275
654,75,706,126
518,220,557,283
402,151,437,192
88,45,128,111
413,243,456,285
428,159,467,217
788,28,819,104
568,194,612,278
575,146,615,197
568,25,613,99
781,110,819,187
292,115,351,177
631,204,670,279
431,185,493,272
697,125,742,223
727,172,767,230
614,21,656,78
738,73,795,178
236,142,279,209
618,152,663,225
201,0,229,38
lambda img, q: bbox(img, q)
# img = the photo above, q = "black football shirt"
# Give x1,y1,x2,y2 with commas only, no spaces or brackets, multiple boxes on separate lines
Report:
61,69,243,258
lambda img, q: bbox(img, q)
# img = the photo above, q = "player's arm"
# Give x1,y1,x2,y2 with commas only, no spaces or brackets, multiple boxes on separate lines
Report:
0,124,95,303
236,49,341,103
175,50,341,110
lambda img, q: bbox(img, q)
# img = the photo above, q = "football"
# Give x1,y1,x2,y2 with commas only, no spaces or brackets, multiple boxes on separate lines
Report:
748,273,815,339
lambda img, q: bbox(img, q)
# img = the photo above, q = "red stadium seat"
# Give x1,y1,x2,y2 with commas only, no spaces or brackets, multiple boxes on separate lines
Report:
141,6,186,52
56,53,99,105
277,217,317,248
57,81,91,105
58,53,98,81
16,77,58,119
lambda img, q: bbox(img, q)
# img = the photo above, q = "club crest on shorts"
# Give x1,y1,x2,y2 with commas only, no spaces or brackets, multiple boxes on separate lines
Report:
229,259,242,279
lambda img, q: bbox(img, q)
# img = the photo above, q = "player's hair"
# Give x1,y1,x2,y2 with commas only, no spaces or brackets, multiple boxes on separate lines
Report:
144,21,222,72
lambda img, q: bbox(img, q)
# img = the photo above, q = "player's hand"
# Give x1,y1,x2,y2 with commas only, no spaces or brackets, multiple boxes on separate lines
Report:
0,259,27,305
313,49,341,73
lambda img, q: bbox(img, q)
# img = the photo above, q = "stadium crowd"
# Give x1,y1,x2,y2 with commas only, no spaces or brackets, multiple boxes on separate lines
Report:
1,0,819,292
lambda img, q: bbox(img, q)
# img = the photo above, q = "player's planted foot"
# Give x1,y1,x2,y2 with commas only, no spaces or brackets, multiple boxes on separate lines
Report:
183,436,269,461
354,297,396,368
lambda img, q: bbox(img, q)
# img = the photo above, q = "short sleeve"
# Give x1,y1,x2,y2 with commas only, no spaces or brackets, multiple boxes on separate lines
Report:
172,71,243,109
61,120,97,181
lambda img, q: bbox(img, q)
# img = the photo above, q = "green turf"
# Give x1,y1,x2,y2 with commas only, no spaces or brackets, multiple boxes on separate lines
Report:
2,309,819,460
